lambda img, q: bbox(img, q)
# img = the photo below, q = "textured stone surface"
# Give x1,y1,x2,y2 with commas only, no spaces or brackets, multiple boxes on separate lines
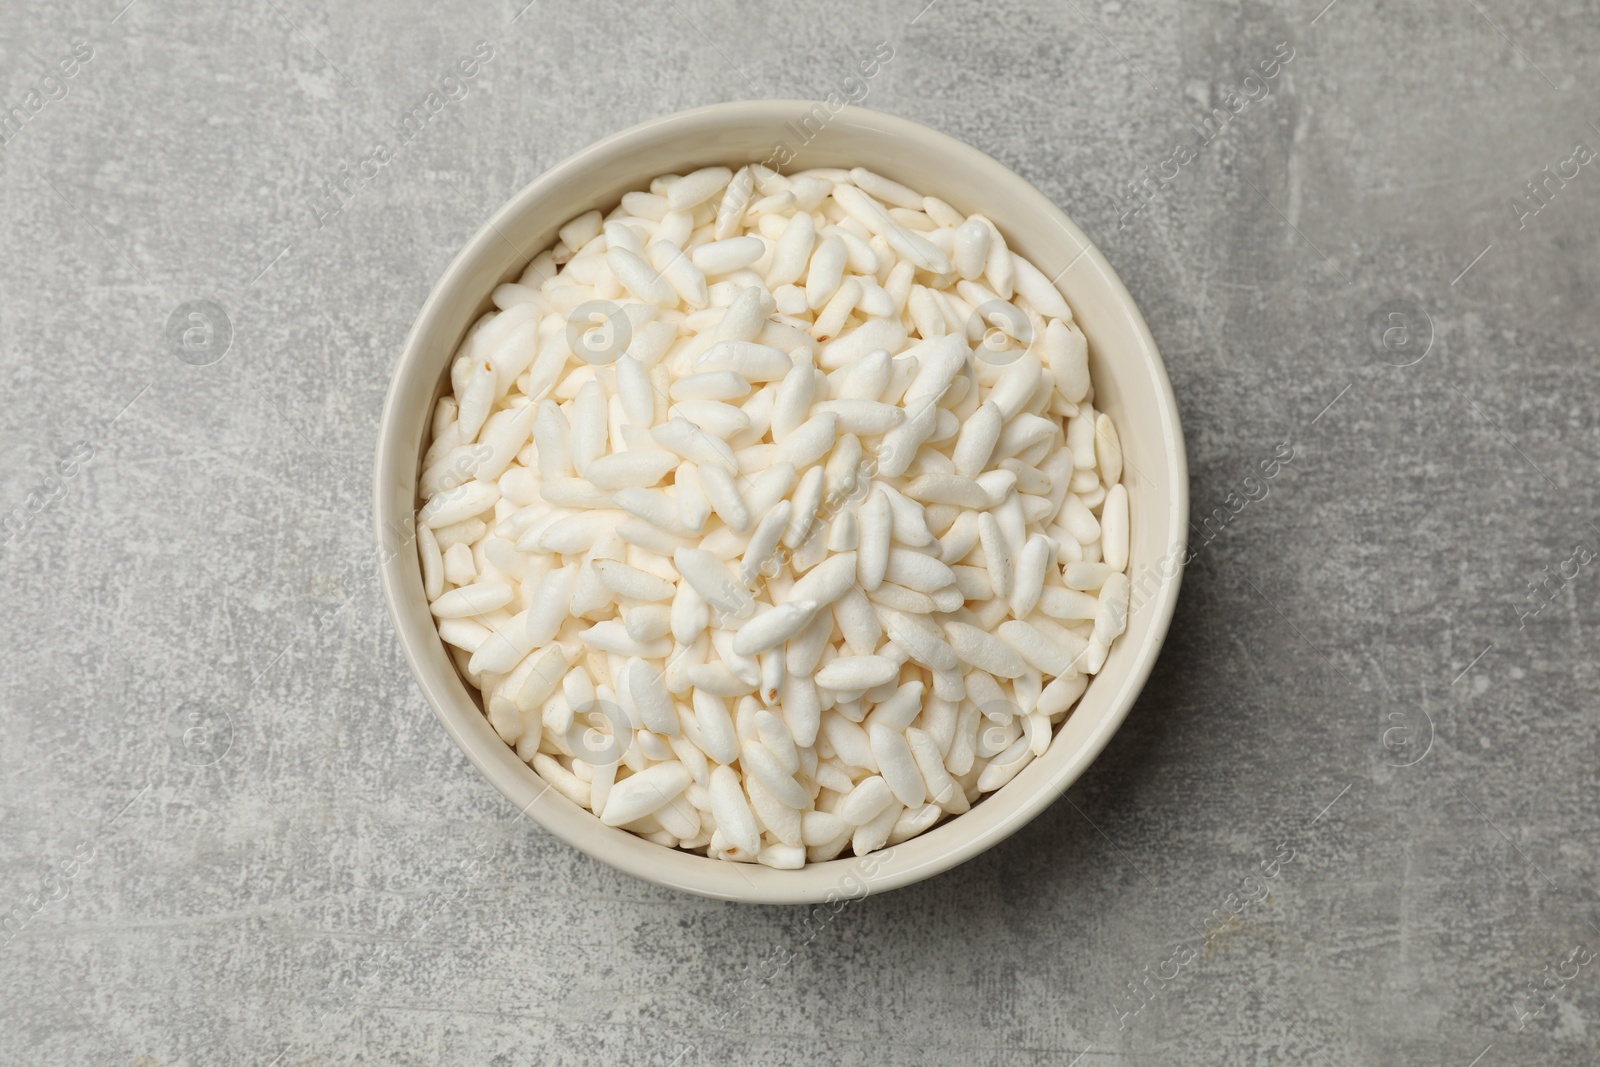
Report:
2,0,1597,1063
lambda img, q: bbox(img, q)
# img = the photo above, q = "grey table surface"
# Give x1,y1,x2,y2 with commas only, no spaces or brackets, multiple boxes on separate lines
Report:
3,0,1598,1063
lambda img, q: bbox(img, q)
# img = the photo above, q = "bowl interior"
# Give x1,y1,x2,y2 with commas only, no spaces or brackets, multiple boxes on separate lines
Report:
376,102,1187,904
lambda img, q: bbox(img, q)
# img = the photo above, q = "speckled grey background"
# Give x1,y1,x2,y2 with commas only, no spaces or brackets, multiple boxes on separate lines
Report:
3,0,1597,1063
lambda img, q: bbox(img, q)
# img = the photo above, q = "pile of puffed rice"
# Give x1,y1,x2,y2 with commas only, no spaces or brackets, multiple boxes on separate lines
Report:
417,163,1130,867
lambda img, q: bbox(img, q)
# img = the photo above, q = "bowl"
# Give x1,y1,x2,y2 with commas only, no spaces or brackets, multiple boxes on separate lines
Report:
375,101,1187,904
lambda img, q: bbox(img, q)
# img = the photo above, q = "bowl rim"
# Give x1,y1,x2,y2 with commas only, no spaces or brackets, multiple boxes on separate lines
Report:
375,100,1188,903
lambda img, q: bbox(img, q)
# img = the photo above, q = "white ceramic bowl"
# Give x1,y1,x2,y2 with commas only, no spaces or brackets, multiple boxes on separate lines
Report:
375,101,1187,903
